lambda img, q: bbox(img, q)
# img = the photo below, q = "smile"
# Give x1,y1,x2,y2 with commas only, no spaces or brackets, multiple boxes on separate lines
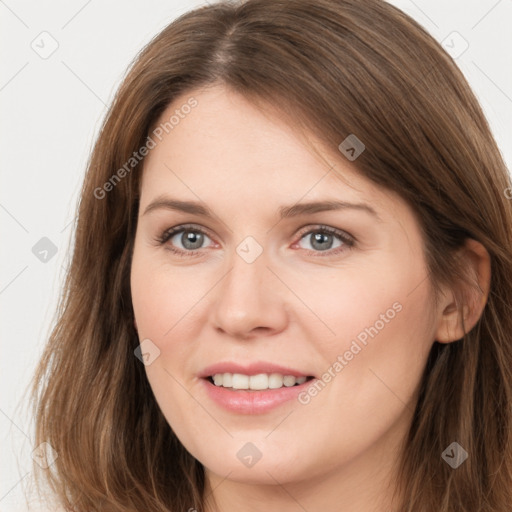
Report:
201,374,316,414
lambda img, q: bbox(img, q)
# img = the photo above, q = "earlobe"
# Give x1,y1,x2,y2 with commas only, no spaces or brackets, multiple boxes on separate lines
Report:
434,238,491,343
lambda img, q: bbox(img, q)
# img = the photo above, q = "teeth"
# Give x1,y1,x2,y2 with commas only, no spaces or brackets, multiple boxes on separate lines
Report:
211,373,308,390
222,372,232,387
249,373,268,390
231,373,249,389
269,373,283,389
283,375,297,387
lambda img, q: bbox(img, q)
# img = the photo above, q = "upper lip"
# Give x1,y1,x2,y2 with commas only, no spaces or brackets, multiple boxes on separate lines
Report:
199,361,313,379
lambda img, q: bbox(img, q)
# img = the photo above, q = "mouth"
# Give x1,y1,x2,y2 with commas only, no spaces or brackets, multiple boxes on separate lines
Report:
205,373,316,391
201,369,317,414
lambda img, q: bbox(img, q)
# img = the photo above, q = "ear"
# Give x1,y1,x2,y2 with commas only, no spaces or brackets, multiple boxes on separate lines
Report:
434,238,491,343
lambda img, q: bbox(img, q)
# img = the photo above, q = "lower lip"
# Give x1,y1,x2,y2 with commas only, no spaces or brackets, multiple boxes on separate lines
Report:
201,377,315,414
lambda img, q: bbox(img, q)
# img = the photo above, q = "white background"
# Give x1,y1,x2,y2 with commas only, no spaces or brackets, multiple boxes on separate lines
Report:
1,0,511,510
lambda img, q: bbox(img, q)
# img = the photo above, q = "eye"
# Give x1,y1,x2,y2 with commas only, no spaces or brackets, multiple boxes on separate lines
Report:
156,224,214,256
294,225,355,256
156,224,355,258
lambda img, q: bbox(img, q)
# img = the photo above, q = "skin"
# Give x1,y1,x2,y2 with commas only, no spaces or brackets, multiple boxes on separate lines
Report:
130,83,490,512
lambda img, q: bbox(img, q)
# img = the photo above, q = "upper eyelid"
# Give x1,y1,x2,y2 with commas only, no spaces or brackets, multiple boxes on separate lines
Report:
296,224,354,240
161,224,215,241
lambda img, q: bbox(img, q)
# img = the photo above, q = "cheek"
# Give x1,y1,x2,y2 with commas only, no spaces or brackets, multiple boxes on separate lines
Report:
130,250,204,339
307,255,436,399
130,252,206,443
298,260,430,351
316,276,435,418
130,252,195,403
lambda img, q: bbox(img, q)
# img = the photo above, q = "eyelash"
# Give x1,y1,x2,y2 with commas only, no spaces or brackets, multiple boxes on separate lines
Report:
155,223,355,258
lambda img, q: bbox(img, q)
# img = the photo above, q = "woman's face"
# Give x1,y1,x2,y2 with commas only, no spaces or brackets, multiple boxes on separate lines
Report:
130,84,441,492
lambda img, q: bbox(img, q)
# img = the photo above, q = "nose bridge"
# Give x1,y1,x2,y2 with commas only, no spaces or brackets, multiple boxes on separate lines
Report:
211,238,287,337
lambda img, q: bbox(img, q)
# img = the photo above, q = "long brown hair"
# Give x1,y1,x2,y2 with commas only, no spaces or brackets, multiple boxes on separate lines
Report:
30,0,512,510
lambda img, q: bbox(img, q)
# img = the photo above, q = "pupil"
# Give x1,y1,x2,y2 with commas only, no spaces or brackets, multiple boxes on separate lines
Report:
311,232,332,251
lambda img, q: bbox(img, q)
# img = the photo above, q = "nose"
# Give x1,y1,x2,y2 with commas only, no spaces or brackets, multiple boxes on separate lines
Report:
211,245,288,340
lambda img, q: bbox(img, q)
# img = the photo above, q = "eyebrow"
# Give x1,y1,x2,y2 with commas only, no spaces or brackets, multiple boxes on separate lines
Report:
142,196,379,220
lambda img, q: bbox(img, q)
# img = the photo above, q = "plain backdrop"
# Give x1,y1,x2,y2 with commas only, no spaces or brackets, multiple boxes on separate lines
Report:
1,0,511,510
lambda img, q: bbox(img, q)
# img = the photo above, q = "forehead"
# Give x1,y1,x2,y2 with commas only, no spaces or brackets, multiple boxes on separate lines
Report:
140,84,398,219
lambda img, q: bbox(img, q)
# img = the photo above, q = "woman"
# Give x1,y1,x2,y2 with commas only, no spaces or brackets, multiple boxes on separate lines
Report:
30,0,512,510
